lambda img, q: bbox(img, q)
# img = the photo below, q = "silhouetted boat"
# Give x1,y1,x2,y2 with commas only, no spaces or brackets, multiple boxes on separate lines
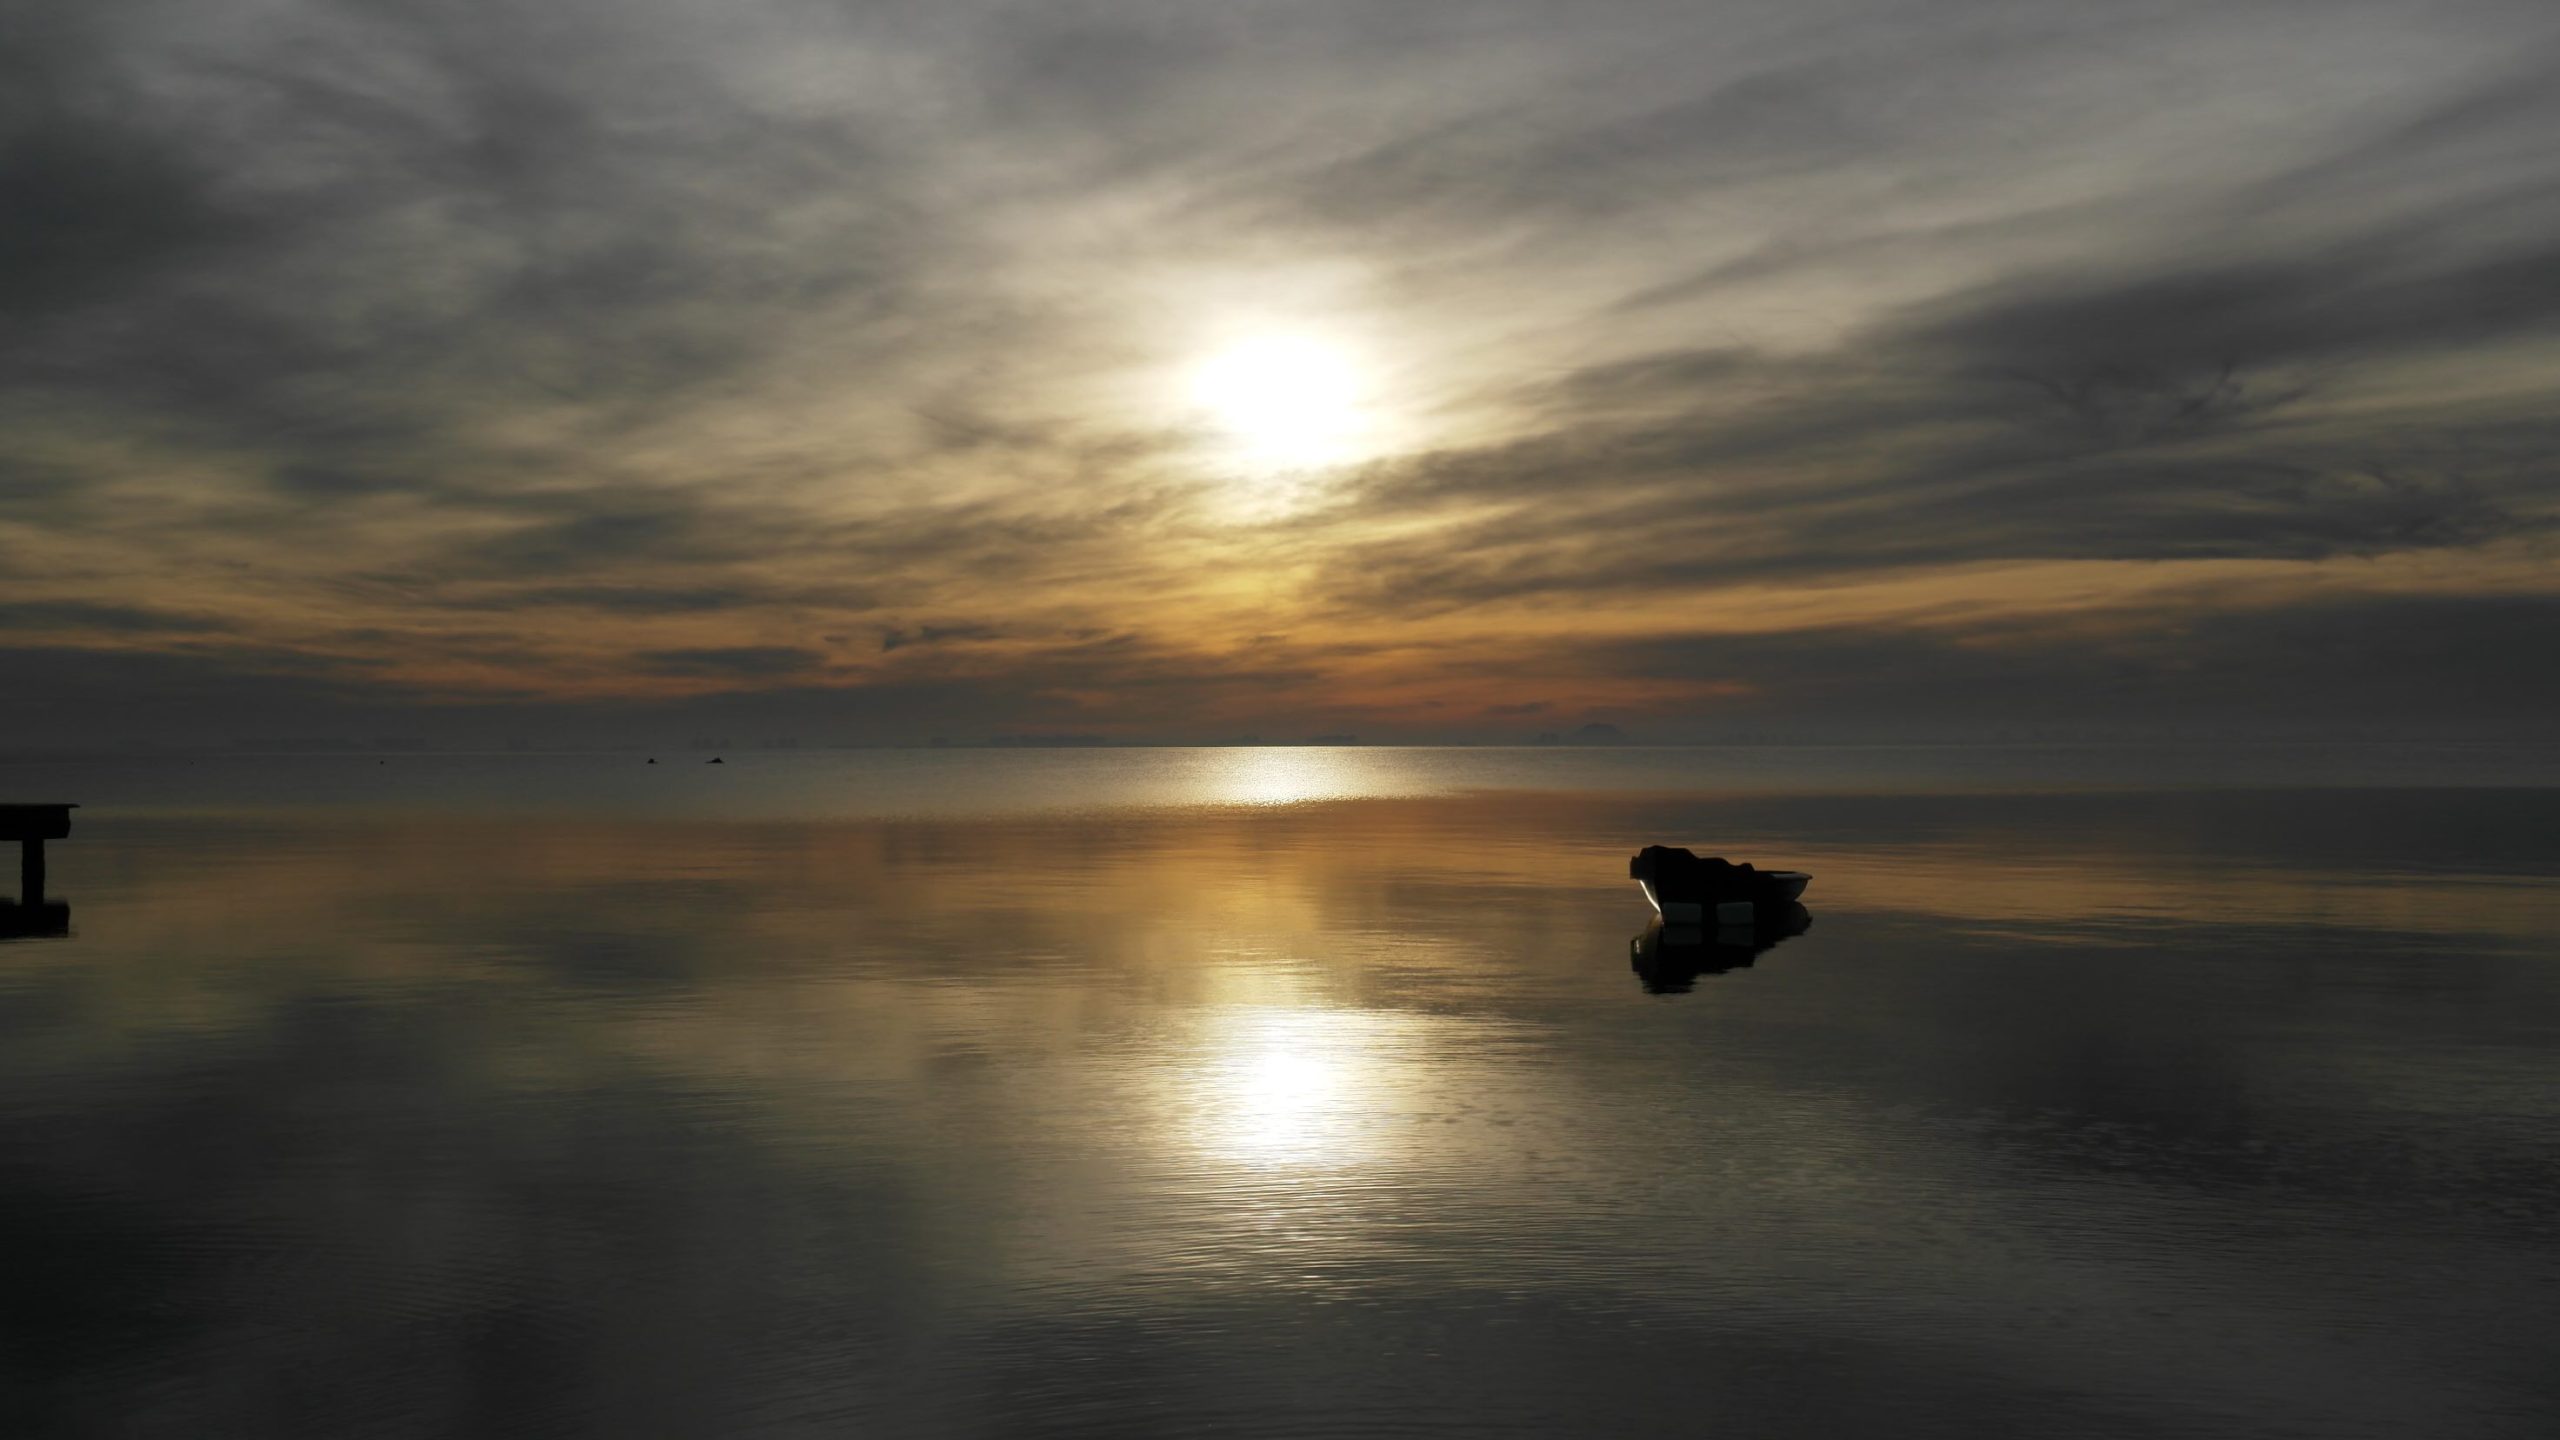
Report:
1628,844,1809,924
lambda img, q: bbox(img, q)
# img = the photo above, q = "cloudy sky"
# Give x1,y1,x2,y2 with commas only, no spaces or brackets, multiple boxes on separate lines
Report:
4,0,2556,746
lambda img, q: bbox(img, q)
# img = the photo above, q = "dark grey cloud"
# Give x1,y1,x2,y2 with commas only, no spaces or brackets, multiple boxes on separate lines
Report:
0,600,217,634
0,643,414,749
447,585,760,616
1543,593,2560,740
0,0,957,507
1320,184,2560,616
0,0,264,322
1319,415,2539,622
879,623,1002,653
1901,239,2560,384
632,647,828,680
450,504,778,578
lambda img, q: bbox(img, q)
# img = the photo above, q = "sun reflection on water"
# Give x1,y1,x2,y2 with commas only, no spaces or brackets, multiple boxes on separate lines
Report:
1190,1006,1411,1170
1198,747,1388,807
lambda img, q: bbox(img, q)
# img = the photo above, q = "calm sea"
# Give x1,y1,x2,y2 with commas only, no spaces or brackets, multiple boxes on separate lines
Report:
3,748,2555,1437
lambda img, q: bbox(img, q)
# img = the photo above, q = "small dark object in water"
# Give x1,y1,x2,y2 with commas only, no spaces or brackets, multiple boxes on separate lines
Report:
647,758,658,764
1629,844,1809,923
707,757,724,764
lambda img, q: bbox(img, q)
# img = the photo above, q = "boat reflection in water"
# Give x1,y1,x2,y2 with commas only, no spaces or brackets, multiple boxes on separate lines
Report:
1629,902,1811,993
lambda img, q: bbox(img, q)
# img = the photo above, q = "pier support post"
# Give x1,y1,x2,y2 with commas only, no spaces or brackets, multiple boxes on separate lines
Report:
2,807,75,911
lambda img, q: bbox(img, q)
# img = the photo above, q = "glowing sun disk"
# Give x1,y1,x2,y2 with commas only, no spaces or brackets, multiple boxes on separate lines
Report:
1190,334,1371,468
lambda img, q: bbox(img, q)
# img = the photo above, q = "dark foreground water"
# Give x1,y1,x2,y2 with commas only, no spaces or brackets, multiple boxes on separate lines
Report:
2,750,2556,1437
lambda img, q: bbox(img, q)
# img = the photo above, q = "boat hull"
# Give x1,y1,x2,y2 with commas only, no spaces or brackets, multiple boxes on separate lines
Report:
1635,869,1810,922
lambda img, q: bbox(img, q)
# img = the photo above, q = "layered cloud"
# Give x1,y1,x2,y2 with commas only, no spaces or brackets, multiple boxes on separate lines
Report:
3,0,2554,744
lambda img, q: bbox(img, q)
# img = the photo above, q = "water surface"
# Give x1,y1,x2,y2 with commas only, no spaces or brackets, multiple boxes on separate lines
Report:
3,752,2555,1436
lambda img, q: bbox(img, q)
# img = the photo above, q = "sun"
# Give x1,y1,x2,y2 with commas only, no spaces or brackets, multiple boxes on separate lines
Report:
1189,334,1372,470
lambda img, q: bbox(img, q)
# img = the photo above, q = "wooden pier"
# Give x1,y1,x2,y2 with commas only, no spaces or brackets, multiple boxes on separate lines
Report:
3,803,75,907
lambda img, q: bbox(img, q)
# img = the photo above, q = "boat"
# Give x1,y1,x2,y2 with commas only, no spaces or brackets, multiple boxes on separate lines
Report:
1628,845,1810,924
